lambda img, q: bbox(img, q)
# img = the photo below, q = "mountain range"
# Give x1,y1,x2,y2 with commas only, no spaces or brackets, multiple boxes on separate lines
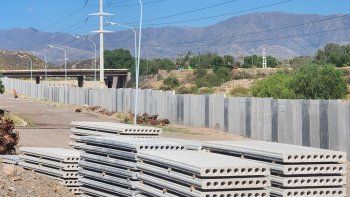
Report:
1,12,350,64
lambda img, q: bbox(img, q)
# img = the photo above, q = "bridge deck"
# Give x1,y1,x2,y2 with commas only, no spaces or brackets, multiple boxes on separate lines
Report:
0,69,129,77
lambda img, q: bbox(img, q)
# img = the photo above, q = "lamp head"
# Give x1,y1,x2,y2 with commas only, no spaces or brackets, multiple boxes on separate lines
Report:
107,21,116,25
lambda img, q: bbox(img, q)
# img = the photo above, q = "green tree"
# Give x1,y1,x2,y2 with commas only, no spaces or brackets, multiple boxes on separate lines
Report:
315,43,350,67
251,74,298,99
242,55,279,68
242,55,262,68
104,48,134,72
223,55,234,66
211,56,224,71
290,64,347,99
266,56,279,68
214,67,231,82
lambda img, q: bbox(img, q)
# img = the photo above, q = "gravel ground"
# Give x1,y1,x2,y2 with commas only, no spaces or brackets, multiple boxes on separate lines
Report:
0,163,73,197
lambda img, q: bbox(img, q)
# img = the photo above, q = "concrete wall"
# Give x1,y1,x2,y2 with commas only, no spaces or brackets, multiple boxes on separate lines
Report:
4,78,349,157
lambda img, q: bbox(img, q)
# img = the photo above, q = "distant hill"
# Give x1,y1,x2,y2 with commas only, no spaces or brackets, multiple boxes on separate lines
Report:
0,50,46,70
0,12,350,64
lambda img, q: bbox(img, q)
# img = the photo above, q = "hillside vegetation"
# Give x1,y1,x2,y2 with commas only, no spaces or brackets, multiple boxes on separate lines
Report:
0,50,46,70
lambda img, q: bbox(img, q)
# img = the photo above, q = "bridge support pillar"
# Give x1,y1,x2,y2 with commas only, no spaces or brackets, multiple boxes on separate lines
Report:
77,76,85,87
105,76,113,88
35,76,41,84
112,77,119,88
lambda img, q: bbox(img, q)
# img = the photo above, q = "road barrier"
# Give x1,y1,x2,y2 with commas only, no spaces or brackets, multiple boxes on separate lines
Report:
3,78,350,159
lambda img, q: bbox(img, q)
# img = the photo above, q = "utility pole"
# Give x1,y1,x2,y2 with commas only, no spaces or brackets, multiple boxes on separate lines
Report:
90,0,113,88
251,49,254,67
262,45,267,68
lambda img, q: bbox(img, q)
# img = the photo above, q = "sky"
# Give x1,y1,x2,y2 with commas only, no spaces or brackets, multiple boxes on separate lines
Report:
0,0,349,35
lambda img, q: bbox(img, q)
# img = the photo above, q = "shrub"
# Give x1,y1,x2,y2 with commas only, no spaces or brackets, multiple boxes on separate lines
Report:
159,84,172,91
195,73,221,88
198,87,214,94
214,67,232,82
251,74,298,99
156,74,163,81
230,86,251,97
163,76,180,89
176,86,198,94
193,67,207,78
290,64,347,99
252,64,348,100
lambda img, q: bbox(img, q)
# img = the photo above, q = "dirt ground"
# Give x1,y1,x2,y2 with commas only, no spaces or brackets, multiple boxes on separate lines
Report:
0,93,244,148
0,163,73,197
0,93,348,196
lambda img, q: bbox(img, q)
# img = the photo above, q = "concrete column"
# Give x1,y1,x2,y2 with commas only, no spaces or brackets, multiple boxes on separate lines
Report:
105,76,113,88
77,76,85,87
112,77,118,89
35,76,41,84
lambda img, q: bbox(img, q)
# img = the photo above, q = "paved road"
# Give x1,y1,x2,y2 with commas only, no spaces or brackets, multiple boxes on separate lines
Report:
0,94,112,148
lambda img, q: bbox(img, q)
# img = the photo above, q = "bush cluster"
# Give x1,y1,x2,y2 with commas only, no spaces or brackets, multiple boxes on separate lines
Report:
251,63,347,99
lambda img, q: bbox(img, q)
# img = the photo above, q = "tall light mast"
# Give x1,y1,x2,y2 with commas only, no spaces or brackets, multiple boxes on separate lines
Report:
262,45,267,68
89,0,113,88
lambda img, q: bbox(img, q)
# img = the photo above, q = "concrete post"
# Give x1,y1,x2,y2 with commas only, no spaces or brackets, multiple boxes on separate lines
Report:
35,76,41,84
77,76,85,87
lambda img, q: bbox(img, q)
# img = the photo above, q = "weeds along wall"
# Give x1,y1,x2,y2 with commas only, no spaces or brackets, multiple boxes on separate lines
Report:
3,78,349,158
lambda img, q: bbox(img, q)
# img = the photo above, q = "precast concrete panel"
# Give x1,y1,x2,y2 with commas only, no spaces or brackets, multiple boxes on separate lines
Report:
301,100,311,147
328,100,339,150
250,97,258,140
183,95,192,126
309,100,320,148
227,97,246,136
337,102,349,158
208,94,225,131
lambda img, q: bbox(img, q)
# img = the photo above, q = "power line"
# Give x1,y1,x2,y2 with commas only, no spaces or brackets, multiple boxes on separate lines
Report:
150,13,350,46
114,0,237,23
103,25,350,49
41,7,86,30
85,0,134,7
124,0,293,26
146,26,350,48
106,0,167,8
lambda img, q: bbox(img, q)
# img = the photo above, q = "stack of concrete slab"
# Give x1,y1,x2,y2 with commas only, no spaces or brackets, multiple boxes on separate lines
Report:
136,151,270,197
0,155,20,165
78,136,186,197
202,141,347,197
70,121,162,149
19,147,81,194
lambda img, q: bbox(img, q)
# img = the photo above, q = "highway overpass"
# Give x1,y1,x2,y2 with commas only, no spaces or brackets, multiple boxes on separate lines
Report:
0,69,131,88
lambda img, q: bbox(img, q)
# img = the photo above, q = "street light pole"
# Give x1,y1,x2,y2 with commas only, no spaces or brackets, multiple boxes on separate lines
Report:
107,21,139,124
134,0,143,125
73,35,97,81
47,45,68,103
19,55,33,81
31,51,47,80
